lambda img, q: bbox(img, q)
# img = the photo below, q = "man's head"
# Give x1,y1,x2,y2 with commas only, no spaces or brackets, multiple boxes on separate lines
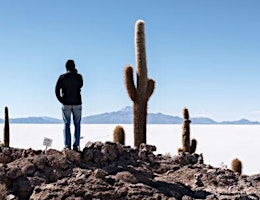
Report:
66,59,76,71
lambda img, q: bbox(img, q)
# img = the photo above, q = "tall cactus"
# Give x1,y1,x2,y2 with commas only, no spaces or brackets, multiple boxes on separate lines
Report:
3,107,10,147
124,20,155,148
180,108,197,153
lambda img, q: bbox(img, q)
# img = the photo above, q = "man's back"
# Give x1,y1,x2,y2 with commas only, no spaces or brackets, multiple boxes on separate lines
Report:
55,70,83,105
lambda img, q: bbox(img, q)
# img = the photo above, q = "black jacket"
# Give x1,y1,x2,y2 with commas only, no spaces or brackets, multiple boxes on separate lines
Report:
55,70,83,105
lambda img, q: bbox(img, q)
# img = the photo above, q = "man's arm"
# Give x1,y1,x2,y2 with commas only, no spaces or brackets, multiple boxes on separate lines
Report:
79,74,83,88
55,77,63,103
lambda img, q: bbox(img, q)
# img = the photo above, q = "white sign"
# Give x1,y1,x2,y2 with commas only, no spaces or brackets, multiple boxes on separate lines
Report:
43,137,52,147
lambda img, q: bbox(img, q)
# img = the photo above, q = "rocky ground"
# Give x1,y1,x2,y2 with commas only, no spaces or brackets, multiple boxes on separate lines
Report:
0,142,259,200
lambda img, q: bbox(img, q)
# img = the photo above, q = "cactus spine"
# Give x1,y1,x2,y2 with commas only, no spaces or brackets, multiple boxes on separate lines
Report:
231,158,242,174
3,107,10,147
113,125,125,145
124,20,155,148
181,108,197,153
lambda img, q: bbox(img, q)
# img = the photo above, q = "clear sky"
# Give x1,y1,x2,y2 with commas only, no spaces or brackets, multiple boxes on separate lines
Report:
0,1,260,121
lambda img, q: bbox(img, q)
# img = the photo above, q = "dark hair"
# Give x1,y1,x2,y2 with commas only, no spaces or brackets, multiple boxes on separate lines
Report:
65,59,76,71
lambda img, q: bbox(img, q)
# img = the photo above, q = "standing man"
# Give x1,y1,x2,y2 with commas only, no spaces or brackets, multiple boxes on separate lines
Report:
55,59,83,151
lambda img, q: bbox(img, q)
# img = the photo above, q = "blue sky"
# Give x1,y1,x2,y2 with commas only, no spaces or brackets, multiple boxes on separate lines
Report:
0,1,260,121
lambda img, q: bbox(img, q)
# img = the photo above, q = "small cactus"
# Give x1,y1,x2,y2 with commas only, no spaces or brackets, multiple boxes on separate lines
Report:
124,20,155,148
113,125,125,145
231,158,242,174
3,107,10,147
180,108,197,154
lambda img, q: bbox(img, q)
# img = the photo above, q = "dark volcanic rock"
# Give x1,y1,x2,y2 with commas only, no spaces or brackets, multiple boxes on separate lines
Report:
0,142,258,200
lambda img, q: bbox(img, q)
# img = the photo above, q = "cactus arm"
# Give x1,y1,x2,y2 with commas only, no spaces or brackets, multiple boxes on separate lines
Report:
124,65,137,102
190,139,197,154
135,20,147,69
146,79,155,100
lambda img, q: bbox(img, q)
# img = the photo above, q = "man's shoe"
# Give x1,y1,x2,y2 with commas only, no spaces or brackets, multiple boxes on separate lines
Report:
64,146,71,150
73,146,80,152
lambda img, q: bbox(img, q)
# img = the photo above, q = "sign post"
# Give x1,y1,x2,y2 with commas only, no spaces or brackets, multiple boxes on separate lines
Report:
43,137,52,150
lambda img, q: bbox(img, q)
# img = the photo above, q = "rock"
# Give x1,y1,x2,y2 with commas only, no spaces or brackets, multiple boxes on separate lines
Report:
138,149,147,160
33,155,48,170
6,166,22,179
115,171,138,184
101,143,118,161
147,153,156,163
93,150,107,164
93,141,103,150
0,144,258,200
27,176,46,187
128,165,154,184
74,168,92,184
62,148,81,163
182,195,193,200
0,147,12,164
194,173,204,187
21,162,36,175
140,143,157,152
6,194,18,200
0,153,11,163
116,143,124,155
172,152,200,166
12,175,33,200
82,148,94,162
154,181,194,199
94,169,108,178
47,154,68,170
84,141,94,148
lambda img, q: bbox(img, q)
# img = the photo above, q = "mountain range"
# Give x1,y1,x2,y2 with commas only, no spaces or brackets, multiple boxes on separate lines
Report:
0,106,260,125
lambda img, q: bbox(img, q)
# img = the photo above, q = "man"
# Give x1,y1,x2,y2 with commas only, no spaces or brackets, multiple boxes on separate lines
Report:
55,59,83,151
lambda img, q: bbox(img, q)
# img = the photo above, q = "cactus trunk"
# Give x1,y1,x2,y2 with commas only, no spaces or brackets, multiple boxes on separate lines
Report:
124,20,155,148
134,102,147,147
3,107,10,147
182,108,191,152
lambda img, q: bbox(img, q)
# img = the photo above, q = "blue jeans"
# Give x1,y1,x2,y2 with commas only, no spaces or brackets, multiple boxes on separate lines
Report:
62,105,82,149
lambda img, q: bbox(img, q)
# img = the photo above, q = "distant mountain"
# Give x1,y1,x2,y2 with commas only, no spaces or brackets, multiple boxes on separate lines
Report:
0,107,259,124
191,117,218,124
148,112,182,124
9,117,62,124
82,106,217,124
82,107,260,125
82,106,260,125
219,119,260,125
81,107,183,124
81,107,132,124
